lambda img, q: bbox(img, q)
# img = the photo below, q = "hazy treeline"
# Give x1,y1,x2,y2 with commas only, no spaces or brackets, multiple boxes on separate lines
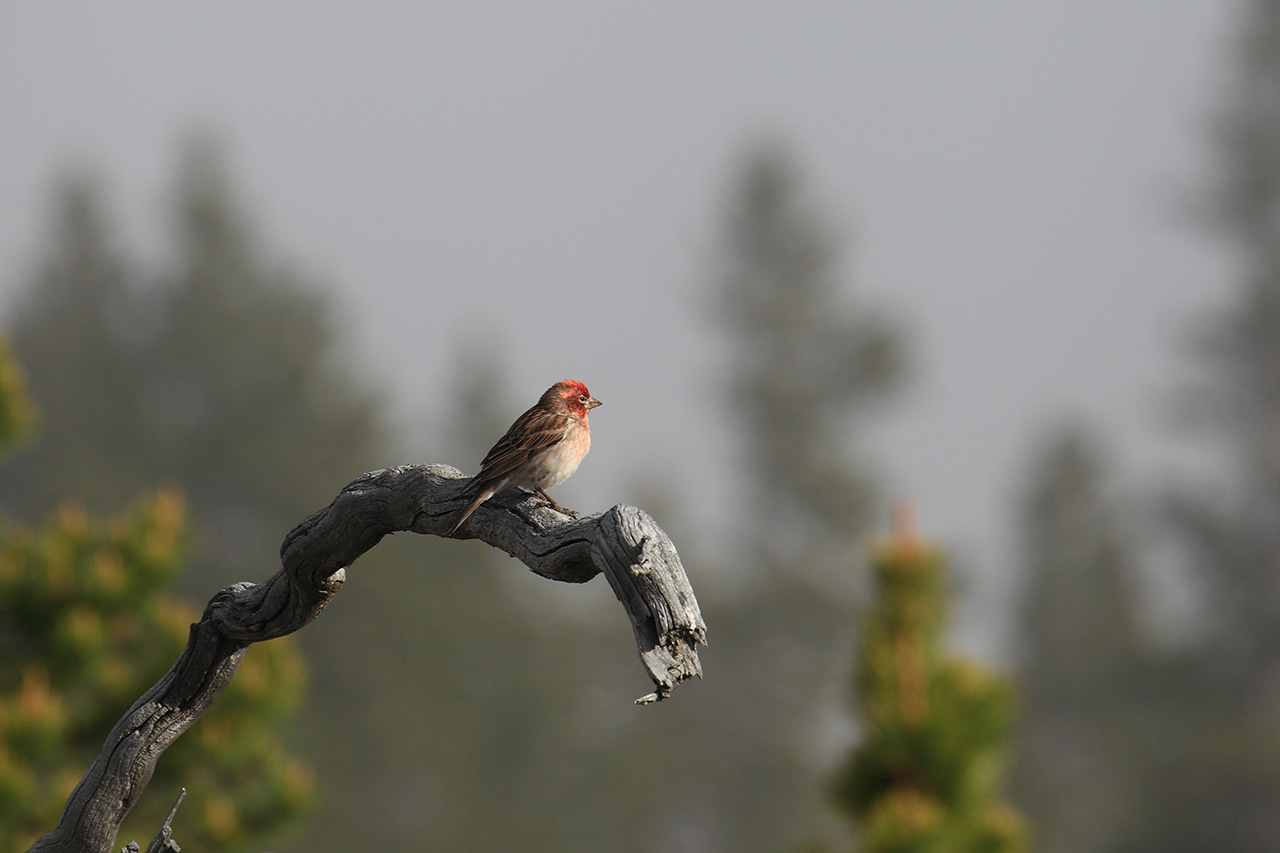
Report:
3,2,1280,850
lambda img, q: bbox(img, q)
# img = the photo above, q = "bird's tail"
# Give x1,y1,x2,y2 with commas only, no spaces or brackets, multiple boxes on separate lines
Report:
447,484,492,535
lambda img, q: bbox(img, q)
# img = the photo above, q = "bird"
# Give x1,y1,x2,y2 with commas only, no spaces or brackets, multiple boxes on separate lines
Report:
448,379,602,534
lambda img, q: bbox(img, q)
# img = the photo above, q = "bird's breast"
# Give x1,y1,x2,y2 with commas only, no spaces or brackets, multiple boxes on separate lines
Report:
524,421,590,490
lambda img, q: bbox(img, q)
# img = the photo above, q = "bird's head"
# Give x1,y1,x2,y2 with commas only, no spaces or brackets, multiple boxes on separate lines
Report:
549,380,602,418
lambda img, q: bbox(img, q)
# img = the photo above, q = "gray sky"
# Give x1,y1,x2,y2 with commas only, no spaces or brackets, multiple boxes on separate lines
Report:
0,2,1241,654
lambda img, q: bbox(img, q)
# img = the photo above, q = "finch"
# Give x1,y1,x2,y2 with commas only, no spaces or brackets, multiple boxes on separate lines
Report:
448,380,602,534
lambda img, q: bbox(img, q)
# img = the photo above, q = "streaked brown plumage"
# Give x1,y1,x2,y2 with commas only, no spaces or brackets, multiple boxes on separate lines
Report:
448,380,601,535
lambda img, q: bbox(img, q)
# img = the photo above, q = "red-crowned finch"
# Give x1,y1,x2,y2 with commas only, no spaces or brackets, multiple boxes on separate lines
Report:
448,380,602,534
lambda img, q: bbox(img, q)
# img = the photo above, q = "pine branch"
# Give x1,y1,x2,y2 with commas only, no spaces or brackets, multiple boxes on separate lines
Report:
30,464,705,853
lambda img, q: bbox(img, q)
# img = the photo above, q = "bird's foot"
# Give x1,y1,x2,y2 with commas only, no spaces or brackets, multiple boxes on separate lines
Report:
534,489,579,517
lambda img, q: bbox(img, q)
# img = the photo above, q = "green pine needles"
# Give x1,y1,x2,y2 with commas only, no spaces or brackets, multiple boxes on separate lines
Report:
833,512,1027,853
0,340,311,851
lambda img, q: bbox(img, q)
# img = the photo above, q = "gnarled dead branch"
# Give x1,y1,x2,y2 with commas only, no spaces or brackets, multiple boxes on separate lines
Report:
30,464,705,853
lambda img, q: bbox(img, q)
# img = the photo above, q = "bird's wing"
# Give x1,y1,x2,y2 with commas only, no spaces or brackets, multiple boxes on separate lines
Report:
475,408,571,485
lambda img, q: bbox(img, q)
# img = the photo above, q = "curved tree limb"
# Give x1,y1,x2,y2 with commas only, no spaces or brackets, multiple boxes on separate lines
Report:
30,464,706,853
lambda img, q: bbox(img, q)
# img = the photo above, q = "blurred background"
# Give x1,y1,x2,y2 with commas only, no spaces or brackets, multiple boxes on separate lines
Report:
2,2,1277,851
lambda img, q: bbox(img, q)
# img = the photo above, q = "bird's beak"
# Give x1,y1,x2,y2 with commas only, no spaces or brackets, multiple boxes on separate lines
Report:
587,396,602,410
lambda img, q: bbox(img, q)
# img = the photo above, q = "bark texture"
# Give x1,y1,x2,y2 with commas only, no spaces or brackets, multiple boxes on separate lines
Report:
30,464,705,853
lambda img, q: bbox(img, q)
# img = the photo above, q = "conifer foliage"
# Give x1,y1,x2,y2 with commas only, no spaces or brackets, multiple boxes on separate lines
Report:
833,514,1026,853
0,341,311,851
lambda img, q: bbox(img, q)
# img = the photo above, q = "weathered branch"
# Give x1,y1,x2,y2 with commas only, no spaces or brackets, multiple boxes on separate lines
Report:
29,464,706,853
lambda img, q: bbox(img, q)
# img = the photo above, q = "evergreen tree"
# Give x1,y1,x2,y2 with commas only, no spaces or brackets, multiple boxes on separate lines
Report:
833,513,1025,853
676,138,909,849
1150,0,1280,846
1007,5,1280,850
0,142,391,591
718,139,905,582
0,340,310,851
0,175,156,512
1172,0,1280,693
0,337,36,454
1008,428,1150,853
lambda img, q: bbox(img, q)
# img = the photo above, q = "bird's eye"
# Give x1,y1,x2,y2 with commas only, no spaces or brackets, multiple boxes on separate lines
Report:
579,394,588,404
